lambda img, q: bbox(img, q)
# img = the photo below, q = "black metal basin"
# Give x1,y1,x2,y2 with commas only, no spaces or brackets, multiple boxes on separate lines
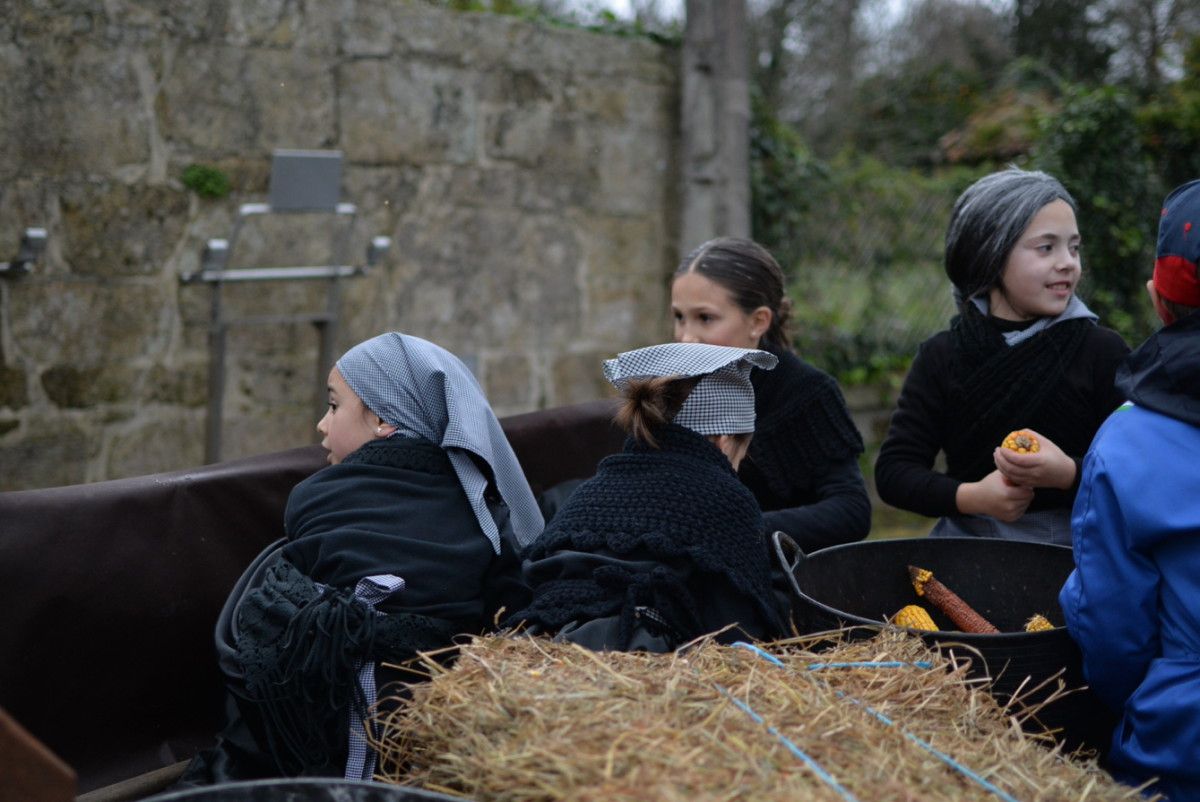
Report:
777,535,1116,756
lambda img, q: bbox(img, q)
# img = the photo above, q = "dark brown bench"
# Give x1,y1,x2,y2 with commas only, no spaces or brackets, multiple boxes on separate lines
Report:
0,400,622,797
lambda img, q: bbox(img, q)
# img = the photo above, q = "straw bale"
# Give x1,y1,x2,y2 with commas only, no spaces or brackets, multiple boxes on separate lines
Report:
371,631,1156,802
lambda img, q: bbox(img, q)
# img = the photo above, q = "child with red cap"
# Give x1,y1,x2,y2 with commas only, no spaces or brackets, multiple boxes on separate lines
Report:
1060,178,1200,800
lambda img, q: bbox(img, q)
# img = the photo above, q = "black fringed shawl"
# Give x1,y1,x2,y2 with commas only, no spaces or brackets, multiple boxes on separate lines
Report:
234,558,463,775
234,435,526,775
509,424,786,647
280,437,500,618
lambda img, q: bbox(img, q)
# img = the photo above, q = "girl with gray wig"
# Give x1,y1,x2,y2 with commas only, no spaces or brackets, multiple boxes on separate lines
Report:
945,169,1077,303
875,167,1129,545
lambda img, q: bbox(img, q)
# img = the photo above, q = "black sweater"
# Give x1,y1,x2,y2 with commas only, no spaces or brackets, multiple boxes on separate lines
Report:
740,344,871,551
875,315,1128,518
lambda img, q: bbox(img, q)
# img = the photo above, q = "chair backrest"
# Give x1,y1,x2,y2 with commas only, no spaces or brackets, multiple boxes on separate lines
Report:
267,149,343,213
0,399,621,792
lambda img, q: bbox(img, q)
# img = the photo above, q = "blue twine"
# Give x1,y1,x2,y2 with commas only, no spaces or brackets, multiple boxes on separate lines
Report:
806,660,934,671
733,641,932,671
731,642,1021,802
711,682,861,802
837,692,1020,802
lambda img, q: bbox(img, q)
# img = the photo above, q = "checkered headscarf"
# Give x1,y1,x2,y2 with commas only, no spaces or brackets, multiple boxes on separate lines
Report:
603,343,778,435
336,333,544,552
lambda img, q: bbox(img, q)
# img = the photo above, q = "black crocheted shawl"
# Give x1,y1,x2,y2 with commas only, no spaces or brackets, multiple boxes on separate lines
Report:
234,557,467,776
742,343,864,500
943,302,1093,480
510,423,785,643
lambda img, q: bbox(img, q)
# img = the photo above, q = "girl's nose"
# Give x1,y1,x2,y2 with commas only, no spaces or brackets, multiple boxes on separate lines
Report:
677,327,701,344
316,412,330,434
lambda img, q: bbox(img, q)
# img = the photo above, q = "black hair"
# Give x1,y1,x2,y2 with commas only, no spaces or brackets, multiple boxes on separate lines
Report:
944,167,1077,303
675,237,793,352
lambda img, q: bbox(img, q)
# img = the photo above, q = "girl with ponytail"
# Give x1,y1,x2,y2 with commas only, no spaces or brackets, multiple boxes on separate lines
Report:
508,343,791,651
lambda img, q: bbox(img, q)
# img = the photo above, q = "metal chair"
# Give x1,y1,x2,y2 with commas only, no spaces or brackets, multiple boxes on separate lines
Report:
182,149,391,463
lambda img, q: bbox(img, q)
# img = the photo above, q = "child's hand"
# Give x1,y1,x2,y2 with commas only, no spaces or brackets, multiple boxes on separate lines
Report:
956,470,1035,522
993,430,1076,490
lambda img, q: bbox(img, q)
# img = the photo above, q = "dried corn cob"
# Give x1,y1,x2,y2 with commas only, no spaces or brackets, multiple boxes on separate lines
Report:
907,565,1000,635
1024,613,1054,632
1001,429,1040,454
892,604,938,631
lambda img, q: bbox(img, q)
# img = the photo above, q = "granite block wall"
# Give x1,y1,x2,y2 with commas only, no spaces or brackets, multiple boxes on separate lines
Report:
0,1,682,489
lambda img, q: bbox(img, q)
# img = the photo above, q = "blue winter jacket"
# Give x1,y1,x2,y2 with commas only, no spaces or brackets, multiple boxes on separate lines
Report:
1060,312,1200,800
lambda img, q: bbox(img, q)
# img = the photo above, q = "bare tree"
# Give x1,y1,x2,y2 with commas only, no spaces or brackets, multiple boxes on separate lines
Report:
748,0,876,149
1099,0,1200,91
887,0,1011,74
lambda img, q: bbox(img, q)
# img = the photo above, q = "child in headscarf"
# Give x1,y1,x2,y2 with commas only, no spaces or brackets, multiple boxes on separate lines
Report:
184,332,542,783
507,342,790,652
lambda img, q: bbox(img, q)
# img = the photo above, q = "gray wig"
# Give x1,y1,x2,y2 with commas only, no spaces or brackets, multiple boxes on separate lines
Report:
944,167,1076,303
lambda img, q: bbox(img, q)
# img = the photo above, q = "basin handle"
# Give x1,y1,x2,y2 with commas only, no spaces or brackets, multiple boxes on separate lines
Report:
771,530,808,602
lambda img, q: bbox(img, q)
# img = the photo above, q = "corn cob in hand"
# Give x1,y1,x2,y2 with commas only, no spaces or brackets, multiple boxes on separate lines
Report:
907,565,999,634
1001,430,1040,454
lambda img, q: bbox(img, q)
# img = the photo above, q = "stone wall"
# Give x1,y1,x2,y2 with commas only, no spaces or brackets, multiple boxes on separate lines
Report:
0,1,681,490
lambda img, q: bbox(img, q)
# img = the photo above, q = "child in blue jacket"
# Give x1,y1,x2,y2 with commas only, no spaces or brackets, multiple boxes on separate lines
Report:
1060,178,1200,800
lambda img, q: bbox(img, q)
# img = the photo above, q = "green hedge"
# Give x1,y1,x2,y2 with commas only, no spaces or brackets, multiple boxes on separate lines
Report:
753,60,1200,382
752,100,989,383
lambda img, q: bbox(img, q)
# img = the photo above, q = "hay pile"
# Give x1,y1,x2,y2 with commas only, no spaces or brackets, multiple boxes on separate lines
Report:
371,631,1152,801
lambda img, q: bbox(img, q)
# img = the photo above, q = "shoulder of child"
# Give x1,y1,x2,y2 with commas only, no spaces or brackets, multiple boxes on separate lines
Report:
1090,323,1132,351
1081,324,1133,367
910,329,955,366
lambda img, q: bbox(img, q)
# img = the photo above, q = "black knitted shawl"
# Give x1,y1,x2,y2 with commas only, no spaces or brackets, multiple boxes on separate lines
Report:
743,343,864,499
281,436,497,614
943,302,1093,480
235,558,466,776
512,423,785,642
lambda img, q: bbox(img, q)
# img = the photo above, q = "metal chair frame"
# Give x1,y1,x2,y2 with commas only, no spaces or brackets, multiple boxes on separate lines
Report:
181,150,389,463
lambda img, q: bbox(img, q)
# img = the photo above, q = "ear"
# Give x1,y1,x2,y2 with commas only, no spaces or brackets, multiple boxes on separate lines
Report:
374,420,396,438
1147,278,1176,326
749,306,773,341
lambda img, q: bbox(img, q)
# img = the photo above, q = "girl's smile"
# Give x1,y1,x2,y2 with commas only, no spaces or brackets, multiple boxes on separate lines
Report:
989,199,1081,322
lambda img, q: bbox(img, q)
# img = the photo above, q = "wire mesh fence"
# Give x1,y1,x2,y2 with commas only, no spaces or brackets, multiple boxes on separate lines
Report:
781,180,961,382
